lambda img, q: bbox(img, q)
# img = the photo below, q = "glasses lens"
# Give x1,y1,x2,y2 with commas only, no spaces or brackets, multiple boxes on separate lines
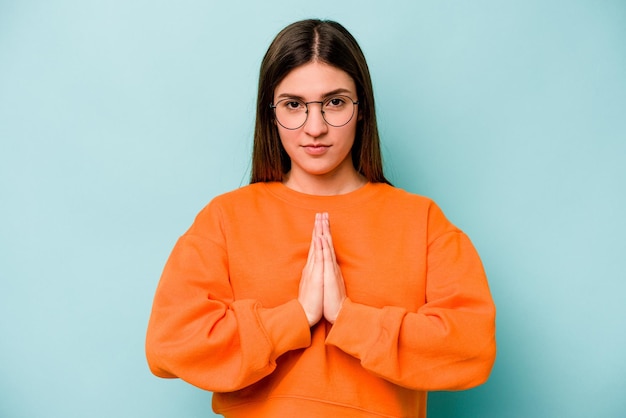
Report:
274,100,307,130
322,96,356,127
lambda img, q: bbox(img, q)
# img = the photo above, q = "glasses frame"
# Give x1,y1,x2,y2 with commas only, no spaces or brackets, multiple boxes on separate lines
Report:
270,95,359,130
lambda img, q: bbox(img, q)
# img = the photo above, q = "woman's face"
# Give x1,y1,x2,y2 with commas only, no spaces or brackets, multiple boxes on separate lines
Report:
273,62,359,185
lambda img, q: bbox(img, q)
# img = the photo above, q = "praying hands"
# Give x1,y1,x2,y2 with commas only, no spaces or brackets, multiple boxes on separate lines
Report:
297,212,346,326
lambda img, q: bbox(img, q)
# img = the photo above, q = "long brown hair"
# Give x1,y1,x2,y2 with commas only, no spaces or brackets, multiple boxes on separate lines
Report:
250,19,390,184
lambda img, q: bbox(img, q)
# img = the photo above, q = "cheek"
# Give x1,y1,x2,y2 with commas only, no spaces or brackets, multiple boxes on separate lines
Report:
344,123,359,148
277,129,297,151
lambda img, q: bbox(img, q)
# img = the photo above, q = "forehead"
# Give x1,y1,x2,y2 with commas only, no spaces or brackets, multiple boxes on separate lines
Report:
274,62,356,98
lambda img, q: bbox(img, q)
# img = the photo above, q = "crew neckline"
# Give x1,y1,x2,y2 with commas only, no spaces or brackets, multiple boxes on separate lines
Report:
261,181,384,210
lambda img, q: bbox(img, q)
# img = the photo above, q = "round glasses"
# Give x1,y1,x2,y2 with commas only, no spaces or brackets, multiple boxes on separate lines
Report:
270,95,359,130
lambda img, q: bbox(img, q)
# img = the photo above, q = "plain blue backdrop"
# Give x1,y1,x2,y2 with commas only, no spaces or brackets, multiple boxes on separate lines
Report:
1,1,625,417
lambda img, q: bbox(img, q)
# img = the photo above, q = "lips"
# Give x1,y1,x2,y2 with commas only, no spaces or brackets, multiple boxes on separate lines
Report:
302,144,331,156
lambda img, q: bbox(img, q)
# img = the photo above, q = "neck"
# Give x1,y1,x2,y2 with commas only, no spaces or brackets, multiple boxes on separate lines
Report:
283,169,367,196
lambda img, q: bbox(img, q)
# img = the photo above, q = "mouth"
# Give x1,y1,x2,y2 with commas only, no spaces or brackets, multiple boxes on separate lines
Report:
302,144,331,155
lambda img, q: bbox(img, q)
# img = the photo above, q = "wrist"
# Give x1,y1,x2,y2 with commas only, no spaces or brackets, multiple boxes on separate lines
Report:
326,297,346,324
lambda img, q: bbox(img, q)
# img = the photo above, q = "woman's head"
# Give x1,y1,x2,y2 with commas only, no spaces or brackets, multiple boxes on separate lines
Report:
251,19,389,184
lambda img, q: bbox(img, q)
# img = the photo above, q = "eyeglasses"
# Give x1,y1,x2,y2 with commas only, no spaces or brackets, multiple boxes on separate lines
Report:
270,95,359,130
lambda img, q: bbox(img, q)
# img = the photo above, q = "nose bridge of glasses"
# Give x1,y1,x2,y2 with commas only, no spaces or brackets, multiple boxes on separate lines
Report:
304,100,325,114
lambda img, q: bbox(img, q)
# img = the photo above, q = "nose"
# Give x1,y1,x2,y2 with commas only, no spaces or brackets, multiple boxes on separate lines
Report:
302,102,328,137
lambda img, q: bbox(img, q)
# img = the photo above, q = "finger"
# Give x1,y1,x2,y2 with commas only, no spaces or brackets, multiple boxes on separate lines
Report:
321,234,334,267
326,236,338,266
315,212,323,238
322,213,333,244
321,212,330,236
314,235,324,266
321,219,338,266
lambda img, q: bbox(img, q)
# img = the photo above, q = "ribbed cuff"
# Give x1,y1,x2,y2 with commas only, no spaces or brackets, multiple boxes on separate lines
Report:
324,298,382,360
257,299,311,358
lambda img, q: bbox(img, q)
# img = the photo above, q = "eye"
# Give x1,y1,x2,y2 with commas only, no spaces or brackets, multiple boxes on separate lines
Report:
326,96,347,108
281,100,305,111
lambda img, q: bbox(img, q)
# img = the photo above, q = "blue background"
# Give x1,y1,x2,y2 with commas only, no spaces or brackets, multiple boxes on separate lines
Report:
1,1,625,417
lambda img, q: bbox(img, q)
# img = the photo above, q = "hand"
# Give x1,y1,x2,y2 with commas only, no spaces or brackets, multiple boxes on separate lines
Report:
320,213,346,324
298,214,324,326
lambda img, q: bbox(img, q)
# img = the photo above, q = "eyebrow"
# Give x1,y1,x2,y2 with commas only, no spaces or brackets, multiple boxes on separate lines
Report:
275,88,354,101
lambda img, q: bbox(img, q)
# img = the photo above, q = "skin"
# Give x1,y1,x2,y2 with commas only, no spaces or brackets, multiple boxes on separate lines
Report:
274,61,366,196
299,212,346,326
273,62,358,326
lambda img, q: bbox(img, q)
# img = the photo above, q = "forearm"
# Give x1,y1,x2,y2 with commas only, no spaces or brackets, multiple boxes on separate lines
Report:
325,297,496,391
146,297,311,392
145,231,311,392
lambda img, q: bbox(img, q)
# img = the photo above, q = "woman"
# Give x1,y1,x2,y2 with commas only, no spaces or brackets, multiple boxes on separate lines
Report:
146,19,496,418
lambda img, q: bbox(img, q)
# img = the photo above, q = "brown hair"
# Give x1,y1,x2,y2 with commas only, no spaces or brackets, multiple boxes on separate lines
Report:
250,19,390,184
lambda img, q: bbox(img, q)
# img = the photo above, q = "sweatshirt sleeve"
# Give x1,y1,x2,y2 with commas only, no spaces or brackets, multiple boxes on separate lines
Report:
145,200,311,392
325,202,496,391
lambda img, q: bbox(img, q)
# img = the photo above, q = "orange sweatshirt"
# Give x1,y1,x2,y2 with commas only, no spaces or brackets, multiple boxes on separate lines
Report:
146,182,496,418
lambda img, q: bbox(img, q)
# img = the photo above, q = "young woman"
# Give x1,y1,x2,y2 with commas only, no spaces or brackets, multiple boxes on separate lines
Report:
146,19,496,418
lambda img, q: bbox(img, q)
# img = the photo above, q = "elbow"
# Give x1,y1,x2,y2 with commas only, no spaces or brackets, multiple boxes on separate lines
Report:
145,332,178,379
456,332,497,390
466,301,497,387
472,340,497,388
446,310,497,390
146,355,176,379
